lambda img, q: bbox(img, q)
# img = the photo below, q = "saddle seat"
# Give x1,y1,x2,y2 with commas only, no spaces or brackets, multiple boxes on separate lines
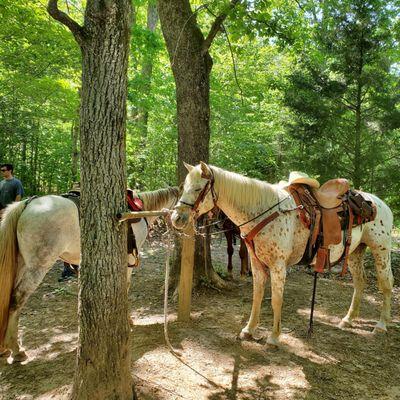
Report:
312,178,350,209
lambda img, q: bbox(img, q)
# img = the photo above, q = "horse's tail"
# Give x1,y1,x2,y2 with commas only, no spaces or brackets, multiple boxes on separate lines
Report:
0,201,26,345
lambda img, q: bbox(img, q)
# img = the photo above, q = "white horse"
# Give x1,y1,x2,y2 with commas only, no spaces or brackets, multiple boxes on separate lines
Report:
0,186,178,363
171,162,393,346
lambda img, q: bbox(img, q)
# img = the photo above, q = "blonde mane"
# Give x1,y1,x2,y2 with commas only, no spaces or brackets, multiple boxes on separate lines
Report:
138,187,179,211
210,166,278,211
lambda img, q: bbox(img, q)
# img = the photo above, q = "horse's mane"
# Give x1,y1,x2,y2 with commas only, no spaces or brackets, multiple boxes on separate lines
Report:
211,166,278,210
138,186,179,211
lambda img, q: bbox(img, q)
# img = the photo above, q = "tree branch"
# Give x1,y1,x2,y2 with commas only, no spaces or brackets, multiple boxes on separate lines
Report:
47,0,85,46
202,0,240,54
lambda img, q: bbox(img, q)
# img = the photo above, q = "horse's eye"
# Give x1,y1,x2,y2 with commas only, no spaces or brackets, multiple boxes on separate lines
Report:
194,188,202,192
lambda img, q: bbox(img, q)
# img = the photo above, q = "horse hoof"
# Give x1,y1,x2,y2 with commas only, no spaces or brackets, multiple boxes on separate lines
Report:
12,351,28,363
338,319,352,329
238,331,253,341
373,322,387,334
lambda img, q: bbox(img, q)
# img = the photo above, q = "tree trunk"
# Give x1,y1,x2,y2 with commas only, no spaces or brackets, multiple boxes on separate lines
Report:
71,94,80,184
48,1,134,399
158,1,211,181
158,1,211,291
158,0,234,291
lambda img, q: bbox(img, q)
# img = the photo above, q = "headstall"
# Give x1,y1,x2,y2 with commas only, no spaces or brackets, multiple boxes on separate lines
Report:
177,170,218,218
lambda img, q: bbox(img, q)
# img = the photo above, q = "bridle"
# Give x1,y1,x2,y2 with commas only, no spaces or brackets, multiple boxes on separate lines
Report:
176,170,218,218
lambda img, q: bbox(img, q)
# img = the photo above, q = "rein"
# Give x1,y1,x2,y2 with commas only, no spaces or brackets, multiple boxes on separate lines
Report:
177,174,307,272
177,170,218,215
179,168,310,245
179,169,294,235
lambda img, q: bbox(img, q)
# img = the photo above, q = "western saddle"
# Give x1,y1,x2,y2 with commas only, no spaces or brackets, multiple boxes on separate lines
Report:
285,174,376,275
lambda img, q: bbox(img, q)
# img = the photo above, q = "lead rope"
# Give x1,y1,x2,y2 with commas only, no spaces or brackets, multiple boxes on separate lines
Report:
163,222,182,358
161,216,223,388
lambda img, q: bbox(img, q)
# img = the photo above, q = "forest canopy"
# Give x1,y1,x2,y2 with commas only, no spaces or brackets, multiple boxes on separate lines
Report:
1,0,399,221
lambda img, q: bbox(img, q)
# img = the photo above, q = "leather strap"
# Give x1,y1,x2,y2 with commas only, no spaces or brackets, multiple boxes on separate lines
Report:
244,211,280,243
242,211,280,271
340,206,354,276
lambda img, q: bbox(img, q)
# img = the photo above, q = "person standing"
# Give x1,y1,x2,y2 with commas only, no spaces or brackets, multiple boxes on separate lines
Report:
0,163,24,217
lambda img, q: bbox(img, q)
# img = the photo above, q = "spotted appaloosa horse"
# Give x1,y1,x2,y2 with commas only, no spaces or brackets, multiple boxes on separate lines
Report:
171,162,393,346
0,186,178,363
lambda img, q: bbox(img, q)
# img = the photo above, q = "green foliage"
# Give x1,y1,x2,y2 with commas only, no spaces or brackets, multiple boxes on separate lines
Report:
0,0,80,194
1,0,399,223
282,0,400,215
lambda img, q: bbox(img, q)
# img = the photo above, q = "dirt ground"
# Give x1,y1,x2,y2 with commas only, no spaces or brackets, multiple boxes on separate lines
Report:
0,234,399,400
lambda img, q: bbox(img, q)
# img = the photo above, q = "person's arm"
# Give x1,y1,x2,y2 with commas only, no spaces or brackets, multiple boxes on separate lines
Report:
15,180,24,202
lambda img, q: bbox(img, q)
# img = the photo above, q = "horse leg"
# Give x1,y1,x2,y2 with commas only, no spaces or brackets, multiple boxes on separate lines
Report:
226,232,234,279
371,248,393,332
129,219,148,268
239,239,249,278
267,264,286,346
239,257,268,340
339,245,367,329
4,264,50,363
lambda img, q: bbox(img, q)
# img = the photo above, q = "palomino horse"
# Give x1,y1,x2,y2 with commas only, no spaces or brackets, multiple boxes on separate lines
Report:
0,186,178,363
171,162,393,346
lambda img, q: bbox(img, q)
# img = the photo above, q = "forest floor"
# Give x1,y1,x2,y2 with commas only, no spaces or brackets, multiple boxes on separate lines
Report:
0,232,399,400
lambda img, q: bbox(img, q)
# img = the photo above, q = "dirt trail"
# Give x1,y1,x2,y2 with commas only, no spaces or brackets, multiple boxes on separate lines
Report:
0,237,399,400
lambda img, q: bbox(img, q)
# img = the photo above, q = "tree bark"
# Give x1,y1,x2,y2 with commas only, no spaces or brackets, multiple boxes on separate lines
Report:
71,118,79,184
158,1,212,181
158,0,237,290
71,91,80,184
48,1,134,399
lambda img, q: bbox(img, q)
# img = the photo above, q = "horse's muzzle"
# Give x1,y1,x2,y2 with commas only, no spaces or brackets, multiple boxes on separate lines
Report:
171,208,190,230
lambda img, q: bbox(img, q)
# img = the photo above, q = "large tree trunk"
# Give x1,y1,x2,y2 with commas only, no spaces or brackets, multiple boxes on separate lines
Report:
158,0,235,291
48,1,134,399
158,2,212,181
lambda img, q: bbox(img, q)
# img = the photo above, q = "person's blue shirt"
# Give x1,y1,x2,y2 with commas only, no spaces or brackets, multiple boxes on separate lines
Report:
0,177,24,208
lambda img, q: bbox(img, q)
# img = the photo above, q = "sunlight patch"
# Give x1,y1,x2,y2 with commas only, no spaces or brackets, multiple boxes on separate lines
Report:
131,311,204,326
27,332,78,362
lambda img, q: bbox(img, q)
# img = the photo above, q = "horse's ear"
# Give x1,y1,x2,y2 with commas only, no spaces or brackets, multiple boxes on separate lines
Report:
200,161,212,179
183,162,194,172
